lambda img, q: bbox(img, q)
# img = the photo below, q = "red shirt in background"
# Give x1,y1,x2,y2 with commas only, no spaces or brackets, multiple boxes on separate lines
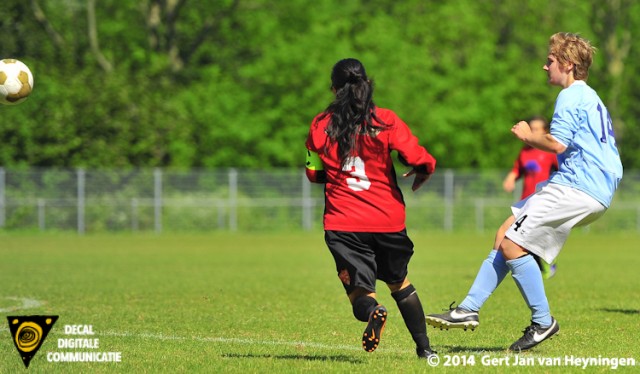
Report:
305,108,436,232
511,146,558,199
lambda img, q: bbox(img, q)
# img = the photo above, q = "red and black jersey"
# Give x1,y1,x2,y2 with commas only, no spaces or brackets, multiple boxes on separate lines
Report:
305,107,436,232
511,146,558,199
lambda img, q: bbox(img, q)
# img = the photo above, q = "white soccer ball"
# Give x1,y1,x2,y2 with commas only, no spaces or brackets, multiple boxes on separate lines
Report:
0,59,34,105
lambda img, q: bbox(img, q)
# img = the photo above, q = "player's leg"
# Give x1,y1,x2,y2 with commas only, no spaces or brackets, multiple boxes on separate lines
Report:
459,215,513,310
387,278,435,358
494,215,515,249
350,287,387,353
325,231,387,352
501,183,606,351
503,214,559,279
500,237,558,351
348,288,387,353
375,231,435,358
501,238,552,328
499,203,557,278
499,184,571,351
348,288,378,319
426,216,512,331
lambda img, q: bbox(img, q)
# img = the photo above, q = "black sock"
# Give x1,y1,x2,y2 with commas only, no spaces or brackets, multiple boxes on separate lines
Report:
352,295,378,322
392,284,431,350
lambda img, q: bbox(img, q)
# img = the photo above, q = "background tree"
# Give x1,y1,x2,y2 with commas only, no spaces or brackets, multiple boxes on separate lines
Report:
0,0,637,169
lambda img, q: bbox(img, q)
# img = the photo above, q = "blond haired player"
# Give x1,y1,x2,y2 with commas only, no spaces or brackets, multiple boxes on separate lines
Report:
427,33,623,351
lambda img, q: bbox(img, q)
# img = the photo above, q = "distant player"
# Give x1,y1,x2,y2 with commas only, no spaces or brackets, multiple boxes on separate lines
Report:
502,116,558,200
305,58,437,358
426,32,623,351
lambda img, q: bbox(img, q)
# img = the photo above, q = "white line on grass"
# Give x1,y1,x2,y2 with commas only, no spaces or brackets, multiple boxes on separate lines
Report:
98,330,409,354
0,296,43,313
0,296,408,355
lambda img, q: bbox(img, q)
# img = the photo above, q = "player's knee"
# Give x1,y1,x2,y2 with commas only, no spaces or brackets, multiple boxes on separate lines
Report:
499,239,527,260
352,295,377,322
386,278,410,293
391,284,416,302
499,216,515,234
494,216,515,249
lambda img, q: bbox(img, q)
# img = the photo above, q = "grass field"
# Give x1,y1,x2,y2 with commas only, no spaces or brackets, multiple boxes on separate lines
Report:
0,231,638,373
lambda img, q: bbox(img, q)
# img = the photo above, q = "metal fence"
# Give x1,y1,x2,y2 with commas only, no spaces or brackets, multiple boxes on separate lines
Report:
0,167,638,233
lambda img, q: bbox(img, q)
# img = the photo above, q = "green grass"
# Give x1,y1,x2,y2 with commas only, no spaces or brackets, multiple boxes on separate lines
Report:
0,231,638,373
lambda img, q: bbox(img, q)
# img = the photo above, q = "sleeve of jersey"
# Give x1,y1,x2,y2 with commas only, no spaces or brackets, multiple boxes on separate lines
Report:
550,91,579,148
511,156,522,178
389,115,436,174
305,124,327,184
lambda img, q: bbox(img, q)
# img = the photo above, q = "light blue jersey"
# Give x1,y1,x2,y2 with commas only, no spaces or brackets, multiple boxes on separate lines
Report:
549,81,623,207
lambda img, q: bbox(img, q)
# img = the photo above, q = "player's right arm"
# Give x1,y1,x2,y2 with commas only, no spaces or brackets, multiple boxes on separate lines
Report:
503,157,521,193
503,171,518,193
387,111,436,191
387,113,436,172
512,121,566,154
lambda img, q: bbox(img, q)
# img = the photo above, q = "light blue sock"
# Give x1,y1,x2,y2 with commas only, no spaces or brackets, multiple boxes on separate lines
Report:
459,250,509,312
507,255,552,327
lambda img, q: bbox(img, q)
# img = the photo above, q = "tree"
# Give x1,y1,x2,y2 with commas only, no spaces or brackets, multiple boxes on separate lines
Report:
0,0,638,169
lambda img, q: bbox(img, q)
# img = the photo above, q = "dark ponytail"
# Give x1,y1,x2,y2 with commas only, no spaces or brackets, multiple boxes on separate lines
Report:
322,58,385,168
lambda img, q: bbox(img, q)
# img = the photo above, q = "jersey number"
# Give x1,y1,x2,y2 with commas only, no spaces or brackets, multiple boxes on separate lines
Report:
513,215,528,232
344,157,371,191
597,103,616,143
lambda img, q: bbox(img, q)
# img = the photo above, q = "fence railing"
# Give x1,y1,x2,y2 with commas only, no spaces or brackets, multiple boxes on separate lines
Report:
0,167,638,233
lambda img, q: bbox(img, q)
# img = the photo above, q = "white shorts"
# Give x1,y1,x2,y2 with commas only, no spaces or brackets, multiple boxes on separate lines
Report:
505,182,606,264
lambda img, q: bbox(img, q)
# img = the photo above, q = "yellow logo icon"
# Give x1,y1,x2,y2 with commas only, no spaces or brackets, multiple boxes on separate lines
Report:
7,315,58,368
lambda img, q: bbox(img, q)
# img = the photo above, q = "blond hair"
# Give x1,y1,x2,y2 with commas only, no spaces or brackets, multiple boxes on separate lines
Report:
548,32,596,81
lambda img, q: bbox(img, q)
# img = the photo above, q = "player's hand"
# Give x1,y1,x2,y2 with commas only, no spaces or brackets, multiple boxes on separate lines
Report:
403,169,432,191
511,121,532,142
503,179,515,193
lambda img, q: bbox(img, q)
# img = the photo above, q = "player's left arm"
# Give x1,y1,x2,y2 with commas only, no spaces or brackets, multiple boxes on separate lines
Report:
305,148,326,183
512,121,567,154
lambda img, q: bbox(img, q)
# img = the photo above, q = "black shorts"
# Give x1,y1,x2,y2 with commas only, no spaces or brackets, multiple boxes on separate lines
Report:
324,230,414,294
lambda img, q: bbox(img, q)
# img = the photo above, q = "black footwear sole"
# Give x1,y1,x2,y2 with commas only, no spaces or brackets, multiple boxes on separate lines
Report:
362,305,387,352
509,332,559,351
425,316,479,331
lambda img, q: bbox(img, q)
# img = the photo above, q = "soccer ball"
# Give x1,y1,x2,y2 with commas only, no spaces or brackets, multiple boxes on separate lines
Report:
0,59,34,105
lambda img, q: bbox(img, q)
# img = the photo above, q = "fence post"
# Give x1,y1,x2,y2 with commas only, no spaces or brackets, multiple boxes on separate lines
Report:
475,198,484,233
77,168,85,234
38,198,46,231
154,168,162,233
0,167,4,228
444,169,454,232
131,198,139,231
228,168,238,231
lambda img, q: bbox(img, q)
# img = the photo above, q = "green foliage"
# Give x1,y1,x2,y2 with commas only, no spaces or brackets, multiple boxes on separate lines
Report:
1,0,638,169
